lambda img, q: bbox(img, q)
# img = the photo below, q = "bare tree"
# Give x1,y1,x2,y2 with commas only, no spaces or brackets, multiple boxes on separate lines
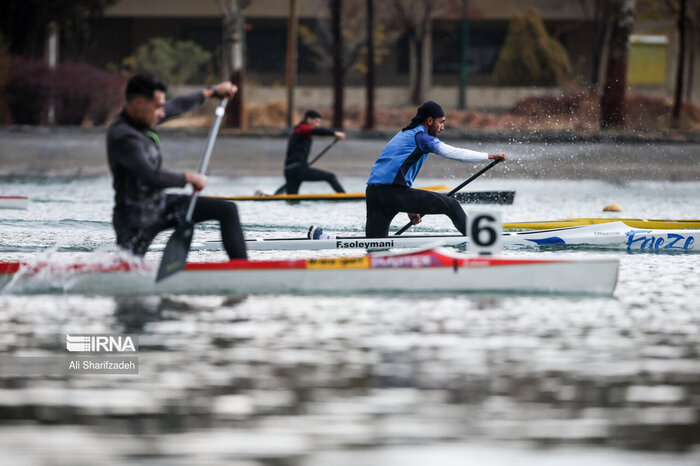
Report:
0,0,116,58
577,0,616,89
389,0,461,105
391,0,433,105
332,0,344,128
636,0,697,125
215,0,250,128
299,0,398,127
686,3,697,103
365,0,375,129
672,0,687,124
601,0,636,128
286,0,299,127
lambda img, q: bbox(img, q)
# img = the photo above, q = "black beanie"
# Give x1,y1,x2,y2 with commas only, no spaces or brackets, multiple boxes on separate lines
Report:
402,101,444,131
417,101,445,119
304,109,322,119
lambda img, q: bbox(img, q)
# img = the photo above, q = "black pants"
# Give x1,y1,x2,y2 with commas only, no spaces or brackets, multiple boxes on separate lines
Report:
365,184,466,238
115,195,247,259
284,165,345,194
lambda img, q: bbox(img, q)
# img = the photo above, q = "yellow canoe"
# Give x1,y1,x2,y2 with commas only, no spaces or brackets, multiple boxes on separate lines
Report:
210,184,446,202
504,218,700,230
209,185,515,204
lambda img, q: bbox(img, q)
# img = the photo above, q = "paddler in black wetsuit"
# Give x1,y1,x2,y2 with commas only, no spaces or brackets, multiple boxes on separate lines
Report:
107,74,247,258
284,110,346,194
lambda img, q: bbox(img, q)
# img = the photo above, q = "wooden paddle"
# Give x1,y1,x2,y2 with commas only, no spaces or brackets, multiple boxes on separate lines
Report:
156,98,228,282
393,158,503,236
273,137,340,195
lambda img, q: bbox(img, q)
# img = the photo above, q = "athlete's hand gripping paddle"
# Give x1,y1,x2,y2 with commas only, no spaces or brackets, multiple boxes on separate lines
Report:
394,158,502,236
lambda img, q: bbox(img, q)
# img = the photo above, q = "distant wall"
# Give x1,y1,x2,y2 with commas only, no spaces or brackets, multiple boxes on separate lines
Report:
247,86,568,112
175,85,570,113
173,84,687,118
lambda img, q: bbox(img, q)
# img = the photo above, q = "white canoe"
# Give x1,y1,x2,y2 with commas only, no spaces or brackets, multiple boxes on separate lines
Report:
504,218,700,230
0,196,28,210
174,222,698,252
0,247,619,296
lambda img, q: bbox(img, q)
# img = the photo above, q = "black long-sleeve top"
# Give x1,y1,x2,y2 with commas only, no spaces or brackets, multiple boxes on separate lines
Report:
107,91,205,229
284,122,335,170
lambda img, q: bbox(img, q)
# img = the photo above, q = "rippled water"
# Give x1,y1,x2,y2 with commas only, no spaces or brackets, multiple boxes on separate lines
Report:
1,175,699,465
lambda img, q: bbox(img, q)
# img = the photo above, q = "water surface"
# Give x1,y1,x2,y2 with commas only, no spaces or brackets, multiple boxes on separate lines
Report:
0,174,699,465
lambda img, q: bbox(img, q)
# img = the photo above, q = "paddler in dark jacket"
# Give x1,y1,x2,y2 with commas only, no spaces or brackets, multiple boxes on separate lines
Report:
107,74,246,258
284,109,346,194
365,101,507,237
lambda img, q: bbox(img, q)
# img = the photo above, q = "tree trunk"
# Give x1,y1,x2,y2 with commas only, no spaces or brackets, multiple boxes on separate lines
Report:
411,37,424,105
364,0,375,129
285,0,298,127
46,22,59,126
332,0,344,128
228,69,245,128
600,0,635,128
423,20,432,99
458,0,469,109
218,0,247,128
672,0,687,124
591,0,610,88
685,21,694,103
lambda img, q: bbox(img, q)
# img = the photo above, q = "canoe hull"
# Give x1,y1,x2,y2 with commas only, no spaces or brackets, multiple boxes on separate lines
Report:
0,196,28,210
0,249,618,296
209,190,515,205
504,218,700,230
180,222,698,252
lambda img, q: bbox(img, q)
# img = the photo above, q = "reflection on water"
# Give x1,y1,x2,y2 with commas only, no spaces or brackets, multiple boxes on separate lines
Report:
1,283,700,464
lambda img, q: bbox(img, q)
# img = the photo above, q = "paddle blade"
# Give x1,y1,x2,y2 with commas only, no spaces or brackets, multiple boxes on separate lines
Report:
156,223,194,282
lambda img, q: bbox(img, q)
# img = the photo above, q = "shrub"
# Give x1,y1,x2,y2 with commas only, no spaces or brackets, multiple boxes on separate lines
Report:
3,58,126,125
492,9,572,86
511,91,587,117
87,70,126,126
52,62,126,125
122,37,212,86
4,58,50,124
52,63,94,125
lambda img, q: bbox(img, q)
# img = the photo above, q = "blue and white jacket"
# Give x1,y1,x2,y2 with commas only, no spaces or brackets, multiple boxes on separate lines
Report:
367,125,488,187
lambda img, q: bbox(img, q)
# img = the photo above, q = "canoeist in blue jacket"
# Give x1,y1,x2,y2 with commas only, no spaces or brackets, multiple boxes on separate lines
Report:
284,110,346,194
365,101,506,237
107,74,246,258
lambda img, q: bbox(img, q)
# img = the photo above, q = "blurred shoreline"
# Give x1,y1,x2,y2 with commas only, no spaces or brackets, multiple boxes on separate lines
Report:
1,124,699,181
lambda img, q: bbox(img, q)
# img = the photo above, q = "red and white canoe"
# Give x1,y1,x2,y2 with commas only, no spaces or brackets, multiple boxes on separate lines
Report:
0,196,28,210
0,248,619,296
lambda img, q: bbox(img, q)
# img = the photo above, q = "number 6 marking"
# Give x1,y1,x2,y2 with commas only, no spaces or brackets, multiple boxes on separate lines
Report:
472,214,497,246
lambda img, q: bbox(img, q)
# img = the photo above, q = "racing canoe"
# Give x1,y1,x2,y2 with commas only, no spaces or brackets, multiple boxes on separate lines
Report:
0,247,619,296
503,218,700,230
0,196,28,210
174,222,698,252
208,188,515,204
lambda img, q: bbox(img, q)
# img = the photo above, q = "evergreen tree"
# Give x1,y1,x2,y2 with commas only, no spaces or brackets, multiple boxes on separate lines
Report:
493,9,572,86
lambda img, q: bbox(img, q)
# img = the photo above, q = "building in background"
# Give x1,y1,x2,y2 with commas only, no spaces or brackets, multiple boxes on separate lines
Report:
56,0,698,109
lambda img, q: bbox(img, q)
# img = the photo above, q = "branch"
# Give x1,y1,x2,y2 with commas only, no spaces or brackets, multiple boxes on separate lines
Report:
214,0,230,18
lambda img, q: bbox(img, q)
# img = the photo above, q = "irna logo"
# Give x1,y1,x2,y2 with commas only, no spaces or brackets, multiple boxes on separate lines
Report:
66,334,138,353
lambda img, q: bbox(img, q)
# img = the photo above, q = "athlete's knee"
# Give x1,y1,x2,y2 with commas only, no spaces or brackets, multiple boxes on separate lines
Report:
219,200,239,219
366,214,391,238
444,196,461,209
